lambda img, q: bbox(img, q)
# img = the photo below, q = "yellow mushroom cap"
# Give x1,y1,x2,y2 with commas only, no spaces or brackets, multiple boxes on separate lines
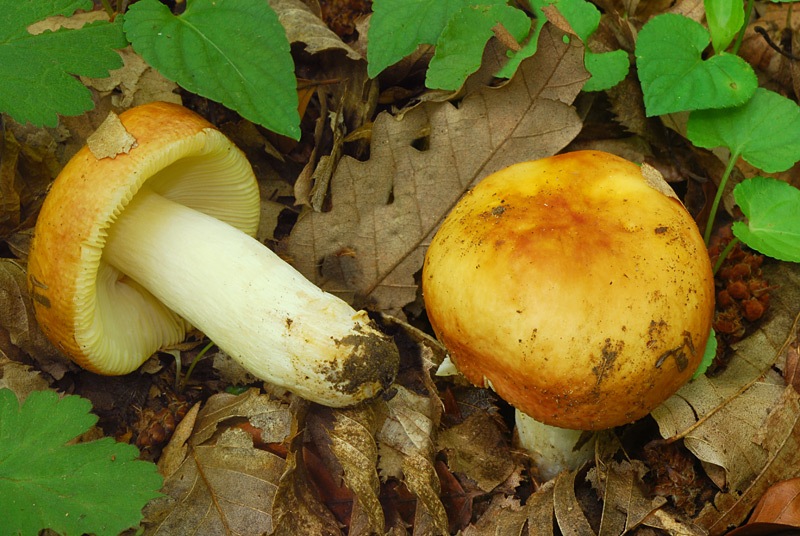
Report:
422,151,715,430
27,102,260,374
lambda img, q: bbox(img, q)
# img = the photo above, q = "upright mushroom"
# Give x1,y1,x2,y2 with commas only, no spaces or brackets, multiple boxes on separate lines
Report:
27,101,398,407
423,151,714,479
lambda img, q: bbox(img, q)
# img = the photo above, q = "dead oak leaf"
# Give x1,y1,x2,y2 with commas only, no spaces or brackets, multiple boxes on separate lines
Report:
282,24,586,314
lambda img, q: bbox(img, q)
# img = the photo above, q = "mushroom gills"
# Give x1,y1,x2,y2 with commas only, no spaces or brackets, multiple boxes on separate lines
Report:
103,186,398,406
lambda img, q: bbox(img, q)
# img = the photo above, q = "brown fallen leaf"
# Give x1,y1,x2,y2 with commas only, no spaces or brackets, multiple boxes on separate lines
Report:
0,259,68,377
87,111,137,159
327,403,387,535
270,0,362,60
727,477,800,535
144,427,286,535
462,495,527,536
652,264,800,492
272,399,343,536
437,410,515,493
283,23,586,314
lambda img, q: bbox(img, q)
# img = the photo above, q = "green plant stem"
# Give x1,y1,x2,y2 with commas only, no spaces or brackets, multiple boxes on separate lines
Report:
731,0,755,56
703,151,740,245
99,0,114,18
179,341,215,391
712,236,740,275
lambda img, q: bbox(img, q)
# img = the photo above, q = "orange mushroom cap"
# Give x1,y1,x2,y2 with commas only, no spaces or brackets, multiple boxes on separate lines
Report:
422,151,715,430
27,102,261,374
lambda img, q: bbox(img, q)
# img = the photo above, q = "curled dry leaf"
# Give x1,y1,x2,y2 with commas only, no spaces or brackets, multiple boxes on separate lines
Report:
283,24,586,314
728,477,800,535
269,0,361,60
327,404,387,535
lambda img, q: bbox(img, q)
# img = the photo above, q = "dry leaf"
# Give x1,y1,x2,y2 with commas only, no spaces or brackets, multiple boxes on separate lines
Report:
0,356,50,401
653,264,800,490
377,385,439,480
273,399,343,536
553,470,594,535
437,411,515,493
143,390,292,535
83,47,181,108
157,401,201,479
327,404,387,535
462,495,527,536
144,427,286,535
269,0,361,60
283,24,586,314
526,479,557,535
191,388,292,447
0,259,68,375
587,458,667,535
403,453,449,536
650,264,800,535
87,111,137,159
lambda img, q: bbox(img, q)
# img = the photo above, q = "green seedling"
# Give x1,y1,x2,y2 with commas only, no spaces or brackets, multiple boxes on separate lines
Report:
368,0,539,91
635,12,757,116
688,87,800,259
0,389,162,536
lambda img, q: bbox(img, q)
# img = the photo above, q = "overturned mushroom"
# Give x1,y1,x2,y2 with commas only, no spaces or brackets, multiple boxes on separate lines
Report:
27,102,398,407
423,151,714,479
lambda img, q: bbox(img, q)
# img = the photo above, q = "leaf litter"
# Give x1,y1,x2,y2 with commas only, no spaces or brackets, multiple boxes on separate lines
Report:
3,2,800,535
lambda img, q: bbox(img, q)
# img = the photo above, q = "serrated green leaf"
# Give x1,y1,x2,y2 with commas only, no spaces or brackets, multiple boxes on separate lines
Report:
705,0,744,53
124,0,299,139
583,49,629,92
687,88,800,173
732,177,800,262
0,389,163,536
635,13,756,116
0,0,127,126
426,3,530,90
367,0,469,78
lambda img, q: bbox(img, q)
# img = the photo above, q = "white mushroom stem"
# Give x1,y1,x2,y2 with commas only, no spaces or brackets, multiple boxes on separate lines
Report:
103,186,397,406
514,409,596,481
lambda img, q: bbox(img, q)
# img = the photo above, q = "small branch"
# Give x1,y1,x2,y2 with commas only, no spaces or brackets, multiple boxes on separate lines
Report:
492,23,522,52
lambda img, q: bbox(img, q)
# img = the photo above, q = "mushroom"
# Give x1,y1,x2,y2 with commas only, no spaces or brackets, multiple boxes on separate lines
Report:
422,151,714,479
27,101,398,407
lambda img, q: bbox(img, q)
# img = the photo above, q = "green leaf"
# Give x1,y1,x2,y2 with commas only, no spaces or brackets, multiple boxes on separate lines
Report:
0,389,163,536
0,0,126,126
494,1,548,80
583,49,629,92
367,0,468,78
124,0,299,139
687,88,800,173
732,177,800,262
704,0,744,53
693,329,717,379
426,3,530,90
545,0,628,91
635,13,756,116
549,0,600,42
